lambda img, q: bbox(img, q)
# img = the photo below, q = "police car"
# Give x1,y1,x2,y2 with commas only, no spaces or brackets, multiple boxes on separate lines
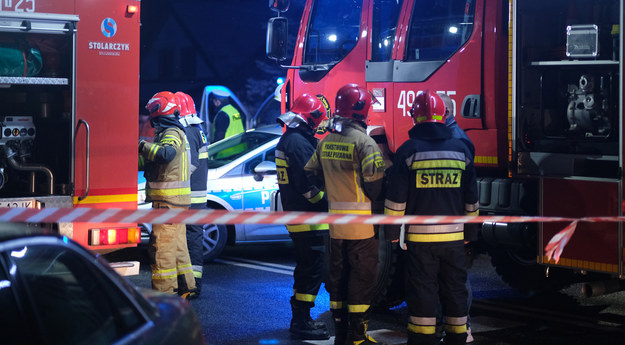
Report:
139,125,287,262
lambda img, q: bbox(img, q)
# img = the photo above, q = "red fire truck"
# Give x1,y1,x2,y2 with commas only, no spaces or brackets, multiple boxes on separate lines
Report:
0,1,141,253
267,0,624,304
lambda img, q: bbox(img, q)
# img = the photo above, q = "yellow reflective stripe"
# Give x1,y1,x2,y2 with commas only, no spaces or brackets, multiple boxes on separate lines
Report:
73,193,138,205
191,196,207,204
406,232,464,242
294,292,317,303
411,159,465,170
408,323,437,335
445,324,467,334
348,304,369,313
384,207,405,216
183,146,188,181
353,169,363,203
138,156,145,169
161,135,182,146
147,187,191,196
152,267,177,279
147,144,159,161
330,301,345,310
287,224,329,232
465,210,479,216
308,190,324,204
199,151,208,159
193,271,202,278
177,268,193,275
275,157,288,167
329,209,371,215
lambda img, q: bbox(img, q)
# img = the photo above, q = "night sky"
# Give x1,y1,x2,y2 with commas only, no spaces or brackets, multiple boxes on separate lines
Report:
138,0,304,115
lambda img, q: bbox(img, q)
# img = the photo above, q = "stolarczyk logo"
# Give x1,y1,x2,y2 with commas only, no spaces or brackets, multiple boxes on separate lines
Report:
101,18,117,38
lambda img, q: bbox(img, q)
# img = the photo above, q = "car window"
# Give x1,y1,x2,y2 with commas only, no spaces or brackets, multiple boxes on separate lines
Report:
0,258,29,345
9,244,145,345
207,131,279,169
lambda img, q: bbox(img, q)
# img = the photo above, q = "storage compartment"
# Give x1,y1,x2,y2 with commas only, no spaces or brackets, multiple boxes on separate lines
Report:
514,0,620,178
0,16,75,198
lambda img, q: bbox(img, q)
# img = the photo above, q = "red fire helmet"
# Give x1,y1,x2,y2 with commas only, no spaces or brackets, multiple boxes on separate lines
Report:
409,89,446,125
175,92,197,117
290,93,328,129
145,91,180,117
334,83,371,122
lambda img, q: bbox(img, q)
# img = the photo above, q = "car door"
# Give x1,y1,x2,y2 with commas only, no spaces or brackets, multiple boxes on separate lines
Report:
241,146,288,241
1,237,149,345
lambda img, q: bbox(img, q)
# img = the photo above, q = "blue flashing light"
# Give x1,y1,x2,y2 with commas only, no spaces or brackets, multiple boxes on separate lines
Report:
276,77,284,85
259,340,279,345
63,236,69,244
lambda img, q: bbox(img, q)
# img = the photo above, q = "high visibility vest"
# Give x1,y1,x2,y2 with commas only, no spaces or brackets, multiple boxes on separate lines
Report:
211,104,244,142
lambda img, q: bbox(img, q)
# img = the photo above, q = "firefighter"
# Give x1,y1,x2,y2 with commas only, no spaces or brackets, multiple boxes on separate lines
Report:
139,91,196,298
175,91,209,297
384,90,479,345
275,93,330,340
208,89,245,143
305,84,387,345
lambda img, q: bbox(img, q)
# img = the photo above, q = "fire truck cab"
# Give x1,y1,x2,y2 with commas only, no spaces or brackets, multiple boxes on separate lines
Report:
267,0,624,303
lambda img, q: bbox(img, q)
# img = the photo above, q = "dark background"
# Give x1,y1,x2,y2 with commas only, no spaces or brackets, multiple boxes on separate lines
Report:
138,0,304,117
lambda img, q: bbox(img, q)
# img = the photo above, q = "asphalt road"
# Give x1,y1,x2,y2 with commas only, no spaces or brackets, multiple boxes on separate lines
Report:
110,242,625,345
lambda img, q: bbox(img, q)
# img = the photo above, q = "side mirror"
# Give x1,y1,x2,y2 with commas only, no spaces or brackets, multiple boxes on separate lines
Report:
266,17,288,62
269,0,289,13
253,161,277,181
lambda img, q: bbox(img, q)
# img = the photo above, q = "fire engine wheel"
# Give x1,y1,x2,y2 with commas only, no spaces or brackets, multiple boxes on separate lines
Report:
488,247,578,292
202,223,227,263
372,230,406,309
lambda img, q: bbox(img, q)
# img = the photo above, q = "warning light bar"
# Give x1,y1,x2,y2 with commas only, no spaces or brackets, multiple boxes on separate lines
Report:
89,227,141,246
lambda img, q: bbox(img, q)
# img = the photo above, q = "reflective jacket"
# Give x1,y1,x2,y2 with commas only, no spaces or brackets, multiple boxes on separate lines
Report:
276,126,329,233
384,123,479,243
184,123,209,205
211,104,244,143
305,120,385,240
140,126,191,207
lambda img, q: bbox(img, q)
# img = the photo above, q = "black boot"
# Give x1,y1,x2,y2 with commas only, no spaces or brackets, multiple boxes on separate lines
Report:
332,309,348,345
289,300,330,340
347,313,387,345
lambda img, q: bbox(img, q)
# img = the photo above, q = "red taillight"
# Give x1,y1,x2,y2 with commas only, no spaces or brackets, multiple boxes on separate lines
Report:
89,227,141,246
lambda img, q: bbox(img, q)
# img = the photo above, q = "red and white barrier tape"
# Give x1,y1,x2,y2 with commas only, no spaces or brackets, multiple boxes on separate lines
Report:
2,207,622,264
0,207,575,225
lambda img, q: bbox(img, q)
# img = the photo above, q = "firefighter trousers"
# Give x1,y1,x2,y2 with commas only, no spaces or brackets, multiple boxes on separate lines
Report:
328,237,378,315
406,242,468,345
290,231,329,307
149,202,196,294
186,202,206,292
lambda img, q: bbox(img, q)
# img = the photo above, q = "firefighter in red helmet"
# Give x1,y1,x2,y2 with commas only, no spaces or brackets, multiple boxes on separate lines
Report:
175,91,208,297
384,90,479,345
139,91,196,298
276,93,330,340
305,84,387,345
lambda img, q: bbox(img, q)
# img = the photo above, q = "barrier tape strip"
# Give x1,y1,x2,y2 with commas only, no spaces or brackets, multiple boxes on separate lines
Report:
0,207,576,225
1,207,620,264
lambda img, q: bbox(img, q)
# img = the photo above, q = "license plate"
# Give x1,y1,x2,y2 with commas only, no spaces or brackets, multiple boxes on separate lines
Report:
0,199,36,208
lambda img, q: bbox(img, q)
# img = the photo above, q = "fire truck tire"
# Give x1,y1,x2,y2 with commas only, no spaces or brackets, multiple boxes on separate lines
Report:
202,223,227,263
488,247,578,292
372,232,406,309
